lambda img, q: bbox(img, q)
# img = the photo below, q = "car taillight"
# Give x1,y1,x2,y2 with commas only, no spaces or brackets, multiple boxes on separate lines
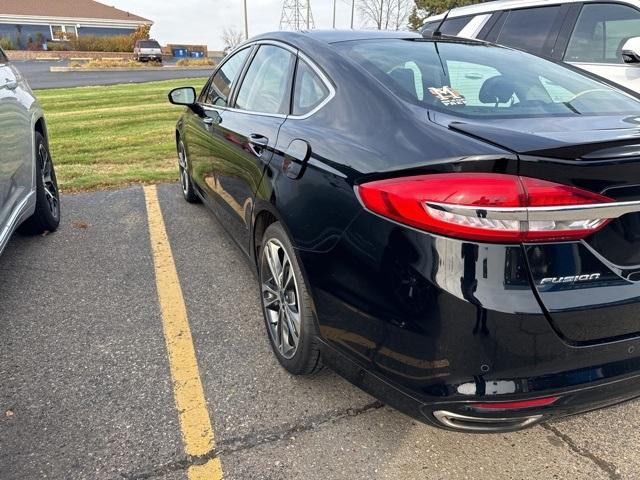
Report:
356,173,614,243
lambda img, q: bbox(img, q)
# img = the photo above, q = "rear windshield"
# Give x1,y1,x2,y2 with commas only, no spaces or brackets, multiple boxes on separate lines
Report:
335,39,640,118
138,40,160,48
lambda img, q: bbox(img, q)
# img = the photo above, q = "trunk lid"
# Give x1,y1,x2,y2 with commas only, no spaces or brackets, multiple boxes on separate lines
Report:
434,112,640,344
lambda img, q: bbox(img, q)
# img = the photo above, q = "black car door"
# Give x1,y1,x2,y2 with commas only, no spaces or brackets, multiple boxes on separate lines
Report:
202,43,296,255
185,46,253,205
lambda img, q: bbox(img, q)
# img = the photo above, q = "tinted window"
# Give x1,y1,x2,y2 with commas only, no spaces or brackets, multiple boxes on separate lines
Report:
203,47,250,106
565,4,640,64
138,40,160,48
293,60,330,116
497,7,561,56
336,39,640,118
422,16,471,36
235,45,295,114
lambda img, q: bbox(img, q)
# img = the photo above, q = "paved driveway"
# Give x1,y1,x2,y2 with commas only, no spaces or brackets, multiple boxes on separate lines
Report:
14,60,214,89
0,183,636,479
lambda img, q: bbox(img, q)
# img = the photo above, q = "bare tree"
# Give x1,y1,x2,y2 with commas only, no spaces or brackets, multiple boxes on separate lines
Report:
357,0,411,30
221,27,244,53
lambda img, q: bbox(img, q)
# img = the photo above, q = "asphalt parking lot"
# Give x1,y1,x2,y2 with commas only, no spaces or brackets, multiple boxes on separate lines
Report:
0,182,638,479
15,60,214,89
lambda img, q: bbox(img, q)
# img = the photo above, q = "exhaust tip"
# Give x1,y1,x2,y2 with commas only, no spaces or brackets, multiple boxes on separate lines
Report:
433,410,543,432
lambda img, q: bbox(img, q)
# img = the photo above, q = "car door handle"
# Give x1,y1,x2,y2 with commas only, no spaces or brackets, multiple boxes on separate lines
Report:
1,78,18,90
249,134,269,157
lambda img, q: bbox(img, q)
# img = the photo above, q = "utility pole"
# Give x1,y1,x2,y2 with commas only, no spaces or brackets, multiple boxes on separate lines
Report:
280,0,315,30
333,0,337,28
243,0,249,39
351,0,355,29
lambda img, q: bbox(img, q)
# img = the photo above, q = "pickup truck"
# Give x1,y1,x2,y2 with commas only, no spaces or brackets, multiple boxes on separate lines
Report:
134,40,163,63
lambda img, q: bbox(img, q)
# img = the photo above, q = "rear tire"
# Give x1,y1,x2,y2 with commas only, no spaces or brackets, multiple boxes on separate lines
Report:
259,222,323,375
178,139,200,203
20,132,60,234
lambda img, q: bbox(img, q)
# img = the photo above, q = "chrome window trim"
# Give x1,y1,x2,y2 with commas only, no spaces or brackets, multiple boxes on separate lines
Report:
288,51,336,120
200,39,335,120
426,199,640,222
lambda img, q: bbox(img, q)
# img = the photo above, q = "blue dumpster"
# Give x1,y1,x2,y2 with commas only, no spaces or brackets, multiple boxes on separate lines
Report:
190,51,204,58
172,48,188,58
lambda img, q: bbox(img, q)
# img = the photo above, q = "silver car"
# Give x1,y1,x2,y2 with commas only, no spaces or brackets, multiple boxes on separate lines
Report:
422,0,640,94
0,47,60,256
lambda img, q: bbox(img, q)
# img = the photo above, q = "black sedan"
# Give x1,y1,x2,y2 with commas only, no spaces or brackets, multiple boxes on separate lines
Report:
169,30,640,432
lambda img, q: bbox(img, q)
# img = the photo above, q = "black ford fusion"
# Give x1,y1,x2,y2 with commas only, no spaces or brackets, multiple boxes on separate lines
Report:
169,30,640,432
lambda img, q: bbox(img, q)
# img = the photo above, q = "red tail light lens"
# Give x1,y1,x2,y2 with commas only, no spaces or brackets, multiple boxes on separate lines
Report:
472,396,559,410
357,173,613,243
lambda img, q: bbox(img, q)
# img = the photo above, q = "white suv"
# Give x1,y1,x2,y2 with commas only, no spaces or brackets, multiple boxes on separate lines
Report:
422,0,640,94
0,47,60,256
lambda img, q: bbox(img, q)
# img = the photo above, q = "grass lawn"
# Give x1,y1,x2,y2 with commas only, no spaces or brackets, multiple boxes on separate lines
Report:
36,77,208,191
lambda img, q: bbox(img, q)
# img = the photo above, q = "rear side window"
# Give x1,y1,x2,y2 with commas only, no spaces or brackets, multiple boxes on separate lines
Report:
423,16,472,36
497,7,562,56
235,45,295,115
203,47,250,106
565,4,640,64
292,60,329,116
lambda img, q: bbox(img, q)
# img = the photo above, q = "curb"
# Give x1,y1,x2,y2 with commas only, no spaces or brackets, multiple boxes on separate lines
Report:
50,66,214,72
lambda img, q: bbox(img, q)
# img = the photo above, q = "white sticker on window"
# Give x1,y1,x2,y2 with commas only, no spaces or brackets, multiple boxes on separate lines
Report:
428,86,466,106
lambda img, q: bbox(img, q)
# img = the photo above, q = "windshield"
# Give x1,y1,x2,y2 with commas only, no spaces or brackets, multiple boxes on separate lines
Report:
335,39,640,118
139,41,160,48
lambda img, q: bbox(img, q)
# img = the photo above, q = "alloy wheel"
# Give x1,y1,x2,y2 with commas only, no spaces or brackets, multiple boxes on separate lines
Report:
39,143,59,220
260,239,301,359
178,142,189,196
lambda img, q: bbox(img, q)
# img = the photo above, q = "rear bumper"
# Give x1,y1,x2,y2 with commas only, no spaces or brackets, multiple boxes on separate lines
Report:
320,338,640,432
298,210,640,431
138,54,162,61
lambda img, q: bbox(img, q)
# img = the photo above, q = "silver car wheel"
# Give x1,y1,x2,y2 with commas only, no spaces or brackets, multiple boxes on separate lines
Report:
260,238,301,359
39,143,59,220
178,141,189,196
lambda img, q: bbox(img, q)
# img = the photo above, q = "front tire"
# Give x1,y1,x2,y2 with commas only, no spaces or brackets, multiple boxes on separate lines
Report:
178,139,199,203
20,132,60,234
259,222,322,375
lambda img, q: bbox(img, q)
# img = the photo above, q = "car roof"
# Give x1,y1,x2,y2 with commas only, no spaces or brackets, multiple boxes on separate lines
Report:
424,0,640,21
252,29,421,45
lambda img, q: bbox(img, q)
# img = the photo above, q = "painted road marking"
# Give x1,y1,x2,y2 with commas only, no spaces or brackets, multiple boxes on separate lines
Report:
144,185,223,480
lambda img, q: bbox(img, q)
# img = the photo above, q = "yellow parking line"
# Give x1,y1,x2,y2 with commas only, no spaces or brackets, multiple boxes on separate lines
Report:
143,185,223,480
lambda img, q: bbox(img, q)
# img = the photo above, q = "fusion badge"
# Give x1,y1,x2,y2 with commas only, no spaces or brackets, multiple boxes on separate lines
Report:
540,273,601,285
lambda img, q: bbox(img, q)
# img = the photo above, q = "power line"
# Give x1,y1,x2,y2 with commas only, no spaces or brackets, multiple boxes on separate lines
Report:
280,0,315,30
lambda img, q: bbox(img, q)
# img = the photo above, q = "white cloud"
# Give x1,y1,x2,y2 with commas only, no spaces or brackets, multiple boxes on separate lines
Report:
104,0,366,51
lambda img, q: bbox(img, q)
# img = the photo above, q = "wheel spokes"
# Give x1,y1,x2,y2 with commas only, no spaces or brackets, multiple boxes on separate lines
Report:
260,238,301,359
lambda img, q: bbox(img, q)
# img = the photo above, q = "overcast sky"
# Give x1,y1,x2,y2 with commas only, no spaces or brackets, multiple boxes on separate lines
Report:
105,0,365,51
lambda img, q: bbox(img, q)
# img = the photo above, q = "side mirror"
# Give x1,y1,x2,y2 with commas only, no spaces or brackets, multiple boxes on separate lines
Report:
622,37,640,64
168,87,196,106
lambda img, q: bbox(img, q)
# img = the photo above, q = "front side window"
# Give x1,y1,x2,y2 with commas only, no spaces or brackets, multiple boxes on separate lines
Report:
565,4,640,64
497,7,562,56
203,47,250,106
235,45,295,115
336,38,640,118
292,60,329,116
